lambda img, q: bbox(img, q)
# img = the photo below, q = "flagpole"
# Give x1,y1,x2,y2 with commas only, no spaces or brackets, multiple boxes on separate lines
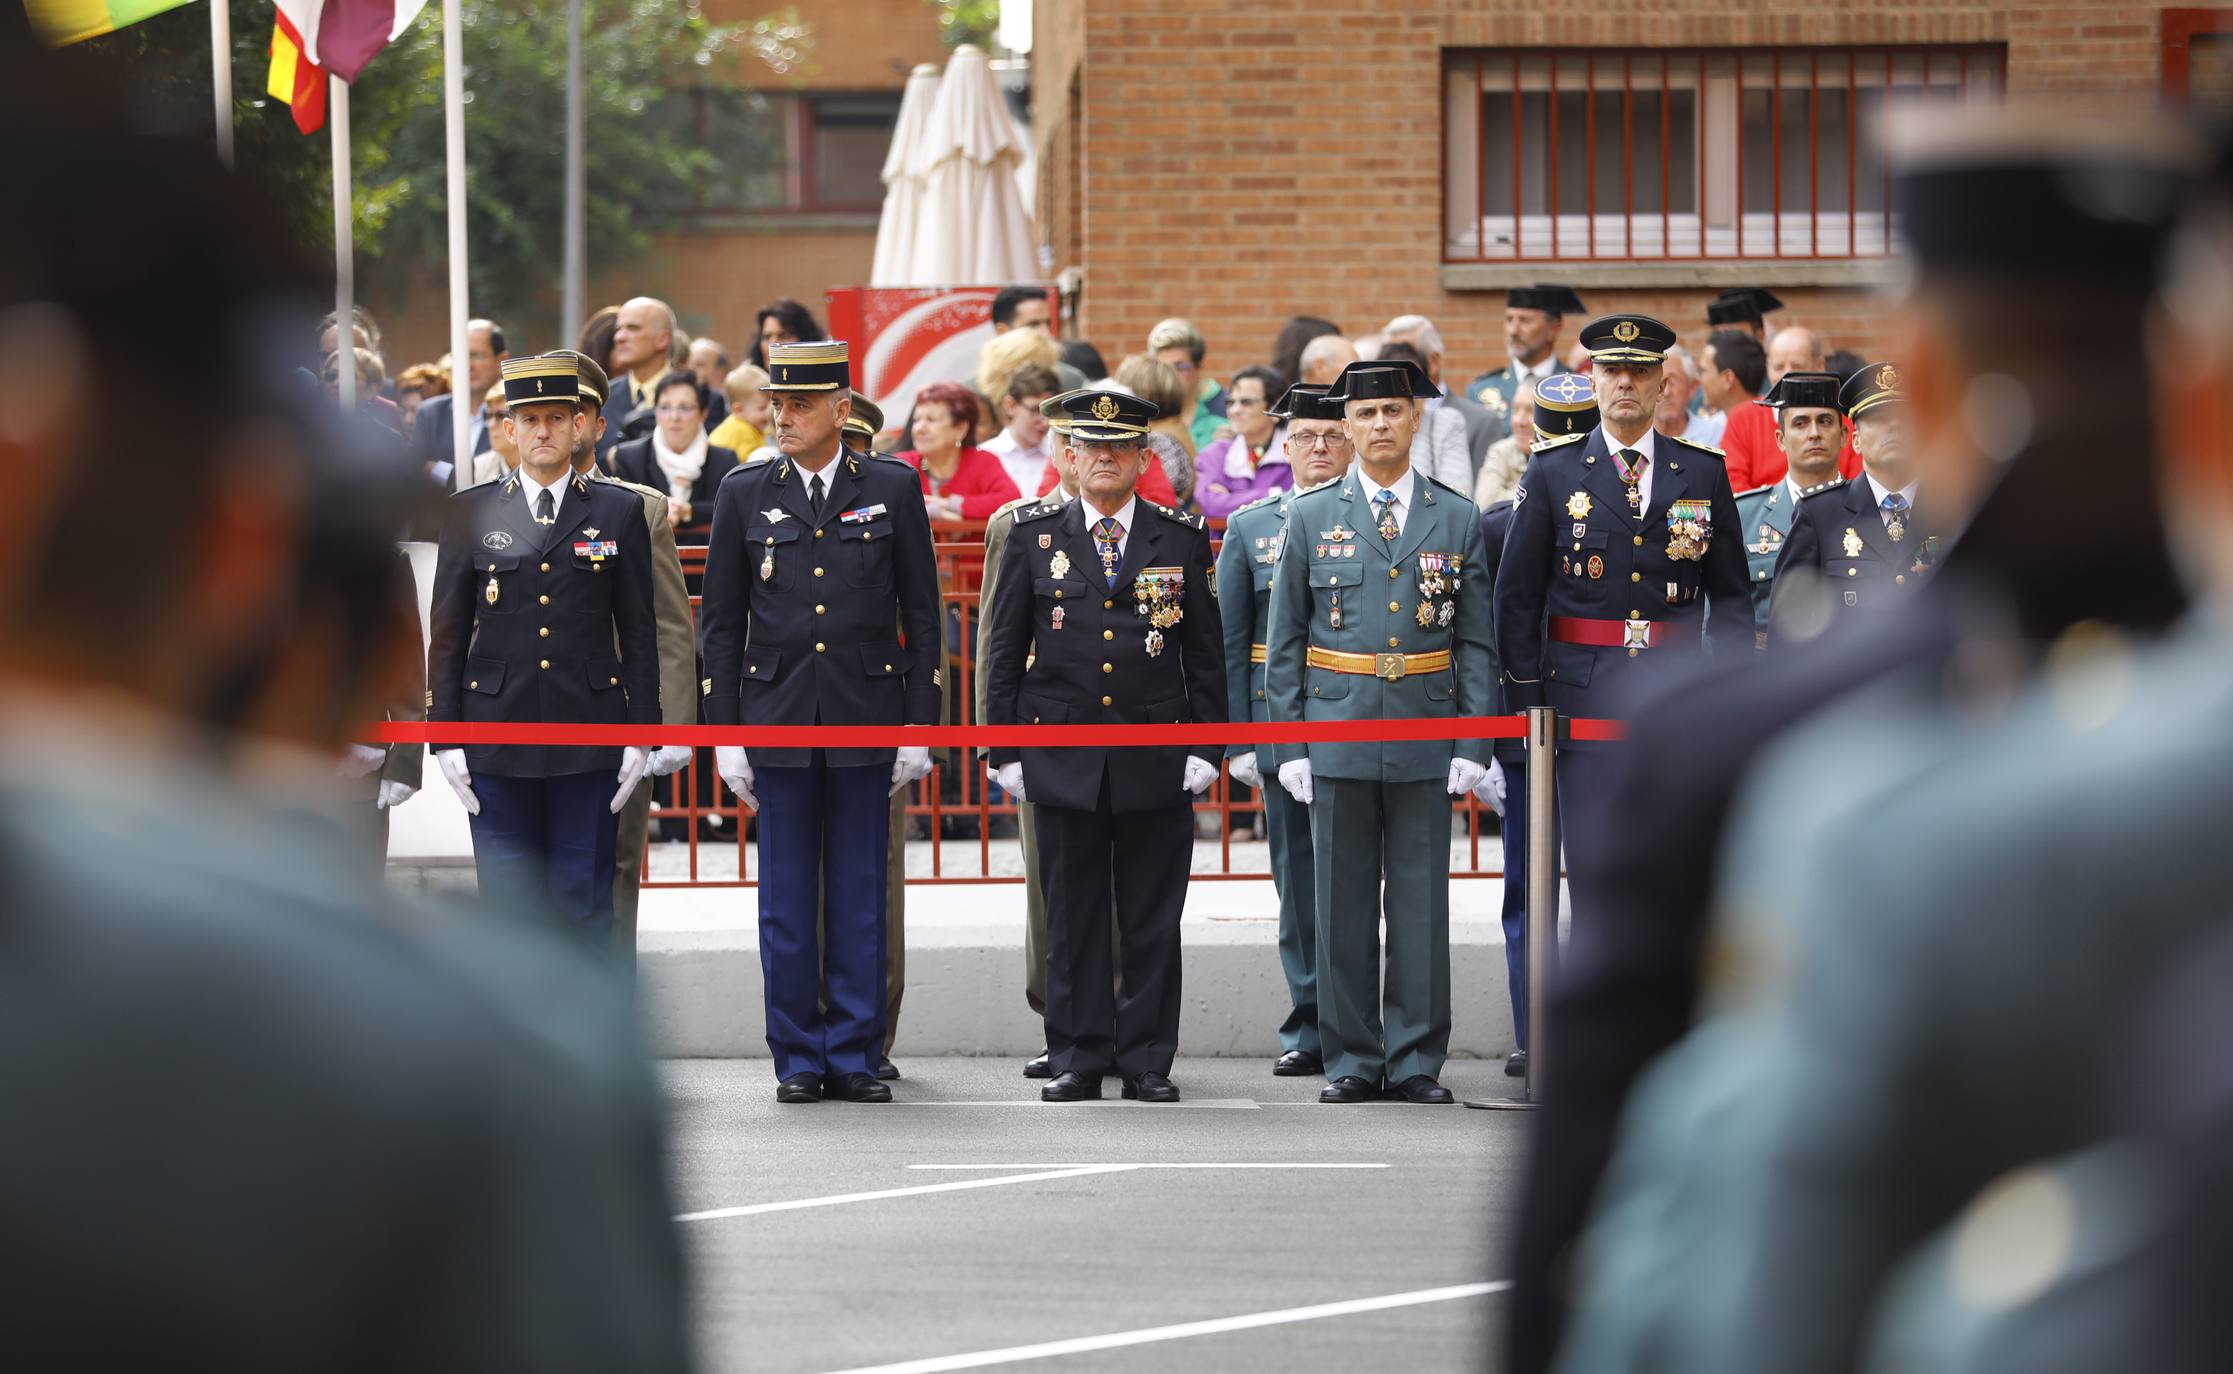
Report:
209,0,233,170
332,74,355,411
561,0,585,345
444,0,470,490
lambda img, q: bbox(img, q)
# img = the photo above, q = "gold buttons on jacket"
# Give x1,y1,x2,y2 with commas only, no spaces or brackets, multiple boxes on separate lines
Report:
1104,599,1114,609
469,680,478,689
1102,630,1113,641
1388,601,1399,612
814,567,825,578
885,664,893,672
1388,568,1400,579
1101,695,1113,706
815,642,826,652
1388,637,1399,648
539,595,550,605
1633,535,1643,546
539,659,550,669
539,627,550,638
1054,589,1063,599
540,562,551,572
815,604,826,615
1630,572,1641,582
815,529,825,539
610,676,618,685
1102,662,1113,673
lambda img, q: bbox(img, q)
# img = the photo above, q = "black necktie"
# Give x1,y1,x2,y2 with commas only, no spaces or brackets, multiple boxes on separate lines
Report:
534,488,555,525
810,474,825,515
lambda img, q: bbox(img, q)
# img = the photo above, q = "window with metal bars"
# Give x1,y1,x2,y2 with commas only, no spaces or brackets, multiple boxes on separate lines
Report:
1443,47,2006,263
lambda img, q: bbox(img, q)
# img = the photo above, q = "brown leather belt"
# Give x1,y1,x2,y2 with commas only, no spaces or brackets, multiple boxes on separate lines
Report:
1306,646,1452,680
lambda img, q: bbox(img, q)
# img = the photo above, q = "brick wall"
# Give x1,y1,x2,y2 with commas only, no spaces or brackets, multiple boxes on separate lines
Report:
701,0,945,90
1037,0,2233,387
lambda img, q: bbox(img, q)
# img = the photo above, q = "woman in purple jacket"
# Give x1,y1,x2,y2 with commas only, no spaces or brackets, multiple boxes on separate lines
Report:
1192,365,1292,520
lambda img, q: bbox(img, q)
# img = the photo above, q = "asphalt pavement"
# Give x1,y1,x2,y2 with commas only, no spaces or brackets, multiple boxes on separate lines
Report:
663,1056,1528,1373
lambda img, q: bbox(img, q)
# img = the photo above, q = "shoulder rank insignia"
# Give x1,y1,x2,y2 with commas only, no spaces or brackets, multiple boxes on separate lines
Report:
1669,434,1726,457
1530,430,1588,451
1014,500,1064,523
1800,477,1849,498
1290,475,1341,498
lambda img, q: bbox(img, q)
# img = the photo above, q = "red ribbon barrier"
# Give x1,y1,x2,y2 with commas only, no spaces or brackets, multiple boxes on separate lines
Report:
368,716,1626,748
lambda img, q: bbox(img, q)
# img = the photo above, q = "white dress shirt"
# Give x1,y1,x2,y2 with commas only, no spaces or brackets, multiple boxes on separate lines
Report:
517,465,568,525
983,427,1049,500
1864,471,1919,525
1354,465,1417,537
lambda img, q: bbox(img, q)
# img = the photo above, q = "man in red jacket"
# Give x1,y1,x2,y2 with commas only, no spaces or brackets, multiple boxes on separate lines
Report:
1701,329,1780,491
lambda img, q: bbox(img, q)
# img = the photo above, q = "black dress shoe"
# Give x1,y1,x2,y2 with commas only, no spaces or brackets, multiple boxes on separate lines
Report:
1022,1052,1053,1079
830,1072,892,1103
1040,1071,1102,1102
776,1073,823,1104
875,1057,901,1081
1121,1072,1180,1103
1319,1075,1379,1104
1390,1074,1455,1105
1273,1049,1324,1077
1504,1050,1528,1078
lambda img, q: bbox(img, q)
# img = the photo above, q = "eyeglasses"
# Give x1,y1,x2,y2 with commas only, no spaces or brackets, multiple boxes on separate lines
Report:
1287,432,1353,452
654,405,700,417
1169,361,1197,374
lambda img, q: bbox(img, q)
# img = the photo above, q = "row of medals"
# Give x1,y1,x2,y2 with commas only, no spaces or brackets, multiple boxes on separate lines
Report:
1044,547,1183,657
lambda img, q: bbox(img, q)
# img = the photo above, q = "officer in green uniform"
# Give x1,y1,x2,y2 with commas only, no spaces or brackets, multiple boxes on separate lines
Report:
1732,370,1846,642
1264,357,1497,1105
1467,284,1587,423
1218,382,1357,1078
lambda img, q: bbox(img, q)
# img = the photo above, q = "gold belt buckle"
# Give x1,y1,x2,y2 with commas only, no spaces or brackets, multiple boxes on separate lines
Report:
1622,619,1651,650
1374,652,1406,680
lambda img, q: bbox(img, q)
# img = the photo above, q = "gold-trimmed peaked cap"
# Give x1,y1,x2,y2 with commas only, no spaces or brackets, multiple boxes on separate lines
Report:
1840,361,1904,419
842,389,883,442
763,339,851,392
1580,313,1675,365
543,348,608,407
1045,386,1158,442
502,353,580,406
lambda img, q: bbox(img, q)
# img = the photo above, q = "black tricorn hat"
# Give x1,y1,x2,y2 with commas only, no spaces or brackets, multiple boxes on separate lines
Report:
1706,286,1785,326
1764,369,1843,413
1326,357,1440,403
1506,283,1587,317
1271,382,1344,421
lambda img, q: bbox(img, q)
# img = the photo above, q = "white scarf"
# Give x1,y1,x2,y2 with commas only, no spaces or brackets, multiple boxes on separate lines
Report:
652,426,708,501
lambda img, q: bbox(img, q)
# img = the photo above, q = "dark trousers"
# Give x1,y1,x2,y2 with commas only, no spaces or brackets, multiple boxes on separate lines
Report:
1034,787,1190,1079
469,771,620,935
1553,746,1618,935
1497,754,1560,1053
1262,782,1319,1057
755,755,889,1082
1309,775,1453,1087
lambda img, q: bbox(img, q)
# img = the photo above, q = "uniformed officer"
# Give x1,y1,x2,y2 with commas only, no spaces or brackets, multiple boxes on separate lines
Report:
1768,362,1927,635
1468,284,1587,420
1732,369,1846,640
1705,285,1784,342
844,388,921,1080
428,353,659,934
1264,357,1496,1105
1219,382,1355,1078
701,340,940,1104
1493,313,1751,929
982,388,1226,1104
1478,374,1597,1078
555,349,698,963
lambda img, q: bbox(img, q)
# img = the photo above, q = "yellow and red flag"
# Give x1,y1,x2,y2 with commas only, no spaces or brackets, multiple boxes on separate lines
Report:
266,6,326,134
267,0,428,135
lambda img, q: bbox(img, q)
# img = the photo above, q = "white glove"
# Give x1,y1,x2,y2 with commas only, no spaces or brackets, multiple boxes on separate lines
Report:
1228,750,1262,790
1471,758,1507,817
1447,757,1489,798
648,743,694,777
376,779,417,811
1183,754,1216,794
338,743,386,778
436,748,479,816
609,746,649,814
716,745,756,811
995,761,1028,803
891,745,933,796
1278,758,1313,805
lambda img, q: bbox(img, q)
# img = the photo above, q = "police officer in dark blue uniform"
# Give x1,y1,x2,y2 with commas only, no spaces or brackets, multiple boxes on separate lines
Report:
981,388,1227,1104
701,340,942,1105
427,353,660,935
1493,314,1751,927
1769,362,1934,634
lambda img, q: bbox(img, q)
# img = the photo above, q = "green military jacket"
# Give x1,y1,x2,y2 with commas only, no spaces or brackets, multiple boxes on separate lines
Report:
1216,489,1294,757
1732,479,1800,640
1262,469,1496,781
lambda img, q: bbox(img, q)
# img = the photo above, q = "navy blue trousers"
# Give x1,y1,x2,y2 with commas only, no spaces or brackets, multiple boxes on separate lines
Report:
469,771,619,935
754,756,890,1082
1497,754,1561,1053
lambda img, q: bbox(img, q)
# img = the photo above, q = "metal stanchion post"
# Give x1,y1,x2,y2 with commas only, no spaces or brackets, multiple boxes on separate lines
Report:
1524,706,1558,1103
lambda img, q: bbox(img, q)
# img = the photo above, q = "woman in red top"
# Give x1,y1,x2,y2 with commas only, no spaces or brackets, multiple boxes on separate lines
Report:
901,381,1021,521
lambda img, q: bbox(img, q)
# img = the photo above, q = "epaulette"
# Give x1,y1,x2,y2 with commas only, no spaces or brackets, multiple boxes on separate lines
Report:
1529,430,1588,452
1013,500,1067,523
1732,482,1776,501
739,452,778,467
1229,491,1284,519
597,472,666,502
1287,475,1341,499
1420,471,1474,502
1144,500,1206,530
1666,433,1727,458
989,494,1038,523
1797,477,1848,499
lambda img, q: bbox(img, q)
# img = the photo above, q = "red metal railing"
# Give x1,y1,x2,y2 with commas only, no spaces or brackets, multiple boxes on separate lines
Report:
1442,44,2005,264
641,521,1507,888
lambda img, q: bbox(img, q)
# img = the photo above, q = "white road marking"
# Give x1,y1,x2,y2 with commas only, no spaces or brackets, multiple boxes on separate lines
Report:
815,1281,1512,1374
674,1165,1133,1223
902,1170,1384,1179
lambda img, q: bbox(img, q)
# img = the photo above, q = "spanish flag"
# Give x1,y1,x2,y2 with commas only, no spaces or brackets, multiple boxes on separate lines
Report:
24,0,197,45
266,6,326,135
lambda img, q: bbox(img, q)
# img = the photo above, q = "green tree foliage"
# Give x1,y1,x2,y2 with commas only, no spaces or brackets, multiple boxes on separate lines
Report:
80,1,793,339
